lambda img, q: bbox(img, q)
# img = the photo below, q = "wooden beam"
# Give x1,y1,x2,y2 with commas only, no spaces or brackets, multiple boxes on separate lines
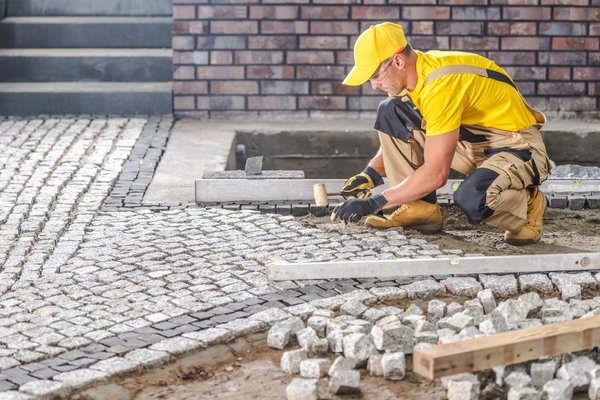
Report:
266,252,600,281
196,178,600,203
413,314,600,380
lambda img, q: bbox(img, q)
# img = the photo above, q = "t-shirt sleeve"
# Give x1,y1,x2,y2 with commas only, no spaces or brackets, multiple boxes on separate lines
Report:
420,76,466,136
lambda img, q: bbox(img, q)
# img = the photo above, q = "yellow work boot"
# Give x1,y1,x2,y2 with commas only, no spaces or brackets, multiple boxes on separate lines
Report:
365,200,443,232
504,187,546,245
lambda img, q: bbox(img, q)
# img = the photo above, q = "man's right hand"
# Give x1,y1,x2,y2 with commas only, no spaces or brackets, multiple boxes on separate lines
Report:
340,166,384,199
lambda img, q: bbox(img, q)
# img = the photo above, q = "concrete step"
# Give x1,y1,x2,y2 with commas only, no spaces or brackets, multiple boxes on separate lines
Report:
7,0,172,16
0,49,173,82
0,82,173,116
0,17,172,48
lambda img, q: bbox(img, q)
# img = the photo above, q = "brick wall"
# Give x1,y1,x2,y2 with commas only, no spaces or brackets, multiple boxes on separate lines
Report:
172,1,600,119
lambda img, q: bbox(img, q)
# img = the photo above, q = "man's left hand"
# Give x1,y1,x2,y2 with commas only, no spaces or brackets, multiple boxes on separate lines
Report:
331,194,388,223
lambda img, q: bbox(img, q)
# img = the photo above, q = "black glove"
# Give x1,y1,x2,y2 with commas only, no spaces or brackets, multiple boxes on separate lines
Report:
331,194,388,223
340,166,384,199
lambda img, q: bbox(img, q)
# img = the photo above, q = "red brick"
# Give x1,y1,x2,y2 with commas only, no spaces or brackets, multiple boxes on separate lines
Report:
502,7,551,20
488,51,536,65
548,67,571,80
172,21,189,34
487,22,509,35
348,96,382,110
174,0,209,3
261,21,308,34
504,66,547,80
509,22,537,35
539,22,587,36
591,23,600,36
538,82,586,95
412,36,450,50
541,0,588,4
591,52,600,65
502,37,551,50
516,81,535,95
451,36,498,50
247,66,295,79
197,6,247,19
336,50,354,66
174,96,195,109
260,81,309,94
574,67,600,80
196,66,244,79
589,82,600,96
196,36,246,50
249,5,298,19
197,96,245,110
412,21,434,35
554,7,600,21
210,111,260,119
538,52,587,65
210,51,233,64
262,0,307,3
351,6,400,19
188,21,208,34
296,65,346,79
310,21,359,34
287,51,334,64
299,96,346,110
363,0,386,4
452,6,501,20
439,0,486,3
402,6,450,20
211,20,258,34
174,51,194,64
311,81,359,95
173,6,195,19
248,36,297,50
552,37,600,50
436,22,484,35
523,96,549,110
311,0,359,3
234,51,284,64
173,81,208,95
211,81,259,95
490,0,540,3
173,36,194,50
301,6,349,19
548,97,597,111
174,66,195,80
300,36,348,49
248,96,297,110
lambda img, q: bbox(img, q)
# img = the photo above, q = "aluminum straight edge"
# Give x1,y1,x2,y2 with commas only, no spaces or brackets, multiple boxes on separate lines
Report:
196,178,600,203
266,252,600,281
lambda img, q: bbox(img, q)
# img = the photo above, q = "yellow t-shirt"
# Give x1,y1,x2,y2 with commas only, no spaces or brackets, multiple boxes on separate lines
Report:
407,50,538,136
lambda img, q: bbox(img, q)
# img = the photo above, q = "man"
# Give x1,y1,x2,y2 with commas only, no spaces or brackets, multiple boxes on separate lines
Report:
331,22,552,245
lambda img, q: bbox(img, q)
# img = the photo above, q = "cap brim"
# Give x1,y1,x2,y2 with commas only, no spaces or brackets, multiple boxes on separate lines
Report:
342,63,379,86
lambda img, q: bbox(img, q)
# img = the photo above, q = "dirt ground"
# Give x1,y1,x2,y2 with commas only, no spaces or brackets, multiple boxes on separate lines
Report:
133,341,444,400
302,206,600,256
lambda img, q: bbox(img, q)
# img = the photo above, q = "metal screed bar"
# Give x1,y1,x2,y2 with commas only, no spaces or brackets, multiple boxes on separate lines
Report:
266,252,600,281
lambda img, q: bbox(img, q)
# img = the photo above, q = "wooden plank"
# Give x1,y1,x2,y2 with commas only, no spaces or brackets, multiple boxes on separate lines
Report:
266,252,600,281
413,314,600,380
195,178,600,203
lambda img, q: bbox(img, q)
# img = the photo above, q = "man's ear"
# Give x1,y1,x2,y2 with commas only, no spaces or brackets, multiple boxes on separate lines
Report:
394,54,406,70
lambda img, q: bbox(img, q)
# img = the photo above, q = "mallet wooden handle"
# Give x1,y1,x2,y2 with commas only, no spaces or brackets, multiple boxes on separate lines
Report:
313,183,341,206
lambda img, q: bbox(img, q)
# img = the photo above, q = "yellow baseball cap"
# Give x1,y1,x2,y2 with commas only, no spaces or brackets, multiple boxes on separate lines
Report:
342,22,407,86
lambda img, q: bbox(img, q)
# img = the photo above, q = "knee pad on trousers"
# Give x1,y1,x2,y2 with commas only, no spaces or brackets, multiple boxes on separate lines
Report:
453,167,499,224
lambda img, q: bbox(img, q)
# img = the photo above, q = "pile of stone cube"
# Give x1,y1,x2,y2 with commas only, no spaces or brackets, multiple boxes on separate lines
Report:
267,287,600,400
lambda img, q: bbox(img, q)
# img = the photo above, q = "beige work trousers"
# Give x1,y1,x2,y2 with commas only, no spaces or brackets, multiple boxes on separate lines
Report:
378,124,552,233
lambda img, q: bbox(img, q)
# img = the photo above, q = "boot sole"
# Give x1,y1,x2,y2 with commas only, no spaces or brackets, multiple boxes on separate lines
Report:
366,219,443,232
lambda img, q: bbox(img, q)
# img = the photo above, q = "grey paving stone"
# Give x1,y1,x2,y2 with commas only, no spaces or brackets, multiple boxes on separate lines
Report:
18,379,70,398
479,274,519,297
53,368,108,390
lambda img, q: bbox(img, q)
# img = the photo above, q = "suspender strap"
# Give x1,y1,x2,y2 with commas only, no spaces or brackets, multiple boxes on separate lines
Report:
423,65,546,127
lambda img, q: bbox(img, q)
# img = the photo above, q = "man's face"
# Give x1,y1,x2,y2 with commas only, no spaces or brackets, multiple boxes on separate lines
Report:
369,55,407,96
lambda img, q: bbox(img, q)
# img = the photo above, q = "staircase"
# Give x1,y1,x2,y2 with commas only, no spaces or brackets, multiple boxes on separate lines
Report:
0,0,173,116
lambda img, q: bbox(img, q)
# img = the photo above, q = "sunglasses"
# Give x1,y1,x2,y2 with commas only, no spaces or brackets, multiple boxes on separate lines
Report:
369,58,394,82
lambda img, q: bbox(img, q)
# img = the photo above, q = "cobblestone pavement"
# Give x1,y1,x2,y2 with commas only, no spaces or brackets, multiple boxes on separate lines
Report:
0,117,594,397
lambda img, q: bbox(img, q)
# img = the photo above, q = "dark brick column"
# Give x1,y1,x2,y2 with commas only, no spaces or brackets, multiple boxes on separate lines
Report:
172,1,600,119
